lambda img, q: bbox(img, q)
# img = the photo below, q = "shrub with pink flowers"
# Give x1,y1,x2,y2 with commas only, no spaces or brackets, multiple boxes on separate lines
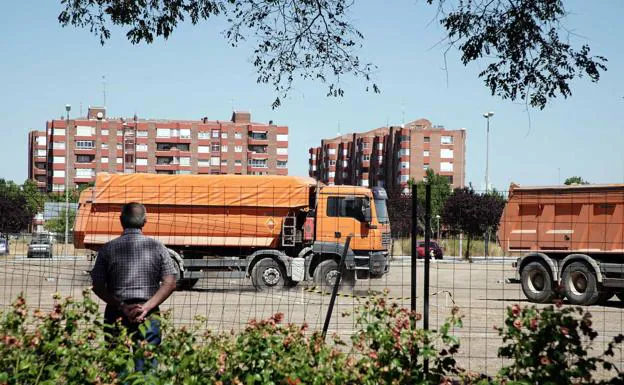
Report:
2,291,624,385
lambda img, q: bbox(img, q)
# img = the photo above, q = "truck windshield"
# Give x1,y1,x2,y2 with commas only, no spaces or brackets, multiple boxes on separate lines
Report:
374,198,389,224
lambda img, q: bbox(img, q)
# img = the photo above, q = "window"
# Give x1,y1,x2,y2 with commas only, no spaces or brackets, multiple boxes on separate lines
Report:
36,136,46,146
180,129,191,139
249,145,267,153
198,131,210,139
441,136,453,145
52,184,64,192
328,171,336,178
36,149,47,157
326,196,369,222
101,157,109,163
171,129,179,137
210,157,220,166
343,149,349,156
329,160,336,166
211,144,220,152
53,170,65,177
180,157,191,166
76,140,95,149
277,160,287,168
248,159,268,168
221,159,228,166
310,165,317,171
222,145,228,152
249,131,268,140
177,170,191,175
361,142,369,149
136,144,148,152
424,136,430,143
363,154,370,161
76,155,93,163
400,175,410,182
212,130,220,138
311,154,317,160
441,149,454,158
328,148,336,155
378,143,383,150
101,129,109,136
53,142,65,150
361,180,369,187
76,126,94,136
156,128,170,138
235,146,243,153
400,135,410,142
235,132,242,139
277,148,288,155
277,134,288,142
198,146,210,153
53,156,65,164
221,132,228,139
444,175,454,184
441,162,453,172
54,128,66,136
137,130,147,137
423,150,430,157
136,158,147,166
343,160,349,167
401,162,410,169
117,144,122,150
101,143,108,149
76,169,92,178
116,158,122,164
235,160,242,166
398,148,410,156
198,160,210,167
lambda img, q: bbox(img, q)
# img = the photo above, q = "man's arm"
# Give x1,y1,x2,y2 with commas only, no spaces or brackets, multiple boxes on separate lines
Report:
133,274,176,322
91,248,139,319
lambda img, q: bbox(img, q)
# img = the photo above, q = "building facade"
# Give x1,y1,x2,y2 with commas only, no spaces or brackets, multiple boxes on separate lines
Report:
308,119,465,191
28,107,289,192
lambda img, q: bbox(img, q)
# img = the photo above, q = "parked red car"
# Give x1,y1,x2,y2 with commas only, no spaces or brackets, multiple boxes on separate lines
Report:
416,241,443,259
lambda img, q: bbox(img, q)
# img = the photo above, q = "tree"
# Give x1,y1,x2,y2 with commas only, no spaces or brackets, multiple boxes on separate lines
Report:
0,193,32,234
58,0,606,109
564,176,589,185
414,169,452,221
44,208,77,241
47,182,93,204
22,180,46,215
441,187,506,259
386,185,421,238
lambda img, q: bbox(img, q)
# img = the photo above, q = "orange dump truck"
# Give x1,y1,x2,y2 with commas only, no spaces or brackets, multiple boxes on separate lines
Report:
499,183,624,305
75,173,391,289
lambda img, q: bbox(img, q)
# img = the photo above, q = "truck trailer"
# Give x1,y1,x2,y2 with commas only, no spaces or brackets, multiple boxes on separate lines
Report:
74,173,391,290
499,183,624,305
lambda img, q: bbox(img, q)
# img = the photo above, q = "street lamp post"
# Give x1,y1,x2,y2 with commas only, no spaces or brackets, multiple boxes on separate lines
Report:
435,214,440,240
64,104,71,256
483,111,494,258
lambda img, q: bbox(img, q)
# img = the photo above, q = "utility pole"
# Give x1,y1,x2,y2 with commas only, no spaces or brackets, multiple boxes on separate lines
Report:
64,104,71,257
482,111,494,258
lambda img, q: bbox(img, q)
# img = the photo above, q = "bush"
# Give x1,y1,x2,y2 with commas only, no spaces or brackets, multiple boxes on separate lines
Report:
3,292,624,385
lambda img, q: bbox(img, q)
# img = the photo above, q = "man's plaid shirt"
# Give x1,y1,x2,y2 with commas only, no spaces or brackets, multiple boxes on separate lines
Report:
91,228,178,302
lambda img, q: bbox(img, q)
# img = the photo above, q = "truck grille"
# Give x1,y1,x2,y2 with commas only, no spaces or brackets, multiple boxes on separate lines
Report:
382,232,391,248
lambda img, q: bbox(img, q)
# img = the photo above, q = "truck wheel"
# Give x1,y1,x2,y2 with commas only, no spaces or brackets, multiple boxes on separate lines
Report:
251,258,287,291
313,260,354,290
562,262,601,306
520,261,555,303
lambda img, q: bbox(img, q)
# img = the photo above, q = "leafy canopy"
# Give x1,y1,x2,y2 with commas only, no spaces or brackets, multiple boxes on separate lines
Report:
58,0,606,109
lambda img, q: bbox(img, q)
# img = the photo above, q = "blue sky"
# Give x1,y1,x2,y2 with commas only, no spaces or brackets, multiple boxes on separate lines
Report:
1,1,622,191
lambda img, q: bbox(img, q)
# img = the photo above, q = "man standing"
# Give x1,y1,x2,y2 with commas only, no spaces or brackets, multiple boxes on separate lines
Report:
90,202,177,365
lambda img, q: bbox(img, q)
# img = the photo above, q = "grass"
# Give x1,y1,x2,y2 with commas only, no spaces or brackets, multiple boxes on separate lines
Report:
391,237,505,258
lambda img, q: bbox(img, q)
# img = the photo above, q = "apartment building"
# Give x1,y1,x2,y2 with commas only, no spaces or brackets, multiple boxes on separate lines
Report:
308,119,465,192
28,107,289,192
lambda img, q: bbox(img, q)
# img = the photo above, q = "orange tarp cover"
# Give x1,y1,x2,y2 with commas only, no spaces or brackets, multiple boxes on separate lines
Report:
90,173,316,208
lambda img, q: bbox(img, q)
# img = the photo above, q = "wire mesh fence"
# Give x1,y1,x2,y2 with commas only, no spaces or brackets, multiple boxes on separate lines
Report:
1,178,624,377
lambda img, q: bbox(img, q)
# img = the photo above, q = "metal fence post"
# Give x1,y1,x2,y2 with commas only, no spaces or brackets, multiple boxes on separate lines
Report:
322,235,352,340
411,184,418,314
423,182,432,374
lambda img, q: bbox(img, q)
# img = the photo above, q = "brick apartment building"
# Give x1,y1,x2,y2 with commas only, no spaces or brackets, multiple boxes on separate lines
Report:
28,107,289,192
308,119,465,192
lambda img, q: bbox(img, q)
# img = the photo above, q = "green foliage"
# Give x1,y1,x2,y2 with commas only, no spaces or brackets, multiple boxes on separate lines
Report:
564,176,589,185
414,169,452,220
44,208,77,238
441,187,506,259
0,179,35,233
57,0,605,109
4,293,624,384
21,180,46,215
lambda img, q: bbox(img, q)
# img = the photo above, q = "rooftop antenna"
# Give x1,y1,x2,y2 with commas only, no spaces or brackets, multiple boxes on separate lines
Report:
401,98,405,126
80,102,83,117
337,120,341,136
230,98,234,112
102,75,107,107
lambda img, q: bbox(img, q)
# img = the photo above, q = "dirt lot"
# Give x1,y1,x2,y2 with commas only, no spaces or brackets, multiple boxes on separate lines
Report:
2,256,623,376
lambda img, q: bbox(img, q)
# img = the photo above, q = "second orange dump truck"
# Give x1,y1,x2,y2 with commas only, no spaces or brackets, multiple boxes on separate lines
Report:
75,173,391,290
499,183,624,306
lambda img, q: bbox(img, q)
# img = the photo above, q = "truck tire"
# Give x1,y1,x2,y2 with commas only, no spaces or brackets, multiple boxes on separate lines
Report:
313,260,355,291
520,261,555,303
616,293,624,303
251,258,287,291
562,262,601,306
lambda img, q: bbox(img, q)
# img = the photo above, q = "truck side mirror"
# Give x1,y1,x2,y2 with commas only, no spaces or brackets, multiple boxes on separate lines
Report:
363,206,372,223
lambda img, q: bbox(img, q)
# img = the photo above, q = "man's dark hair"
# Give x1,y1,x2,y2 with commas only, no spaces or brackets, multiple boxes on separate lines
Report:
120,202,147,229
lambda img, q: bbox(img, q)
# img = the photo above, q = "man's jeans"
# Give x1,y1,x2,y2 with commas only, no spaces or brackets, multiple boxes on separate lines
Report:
104,301,161,372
